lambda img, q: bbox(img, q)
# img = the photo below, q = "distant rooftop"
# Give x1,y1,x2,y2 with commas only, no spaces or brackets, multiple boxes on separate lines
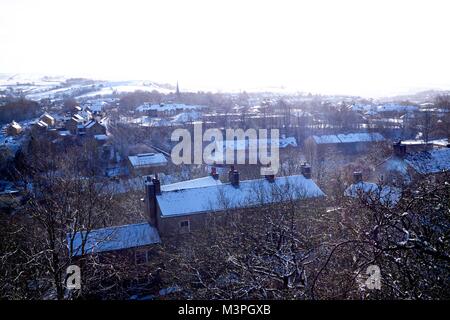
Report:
312,132,385,144
94,134,108,141
161,176,222,192
128,153,167,168
137,103,206,112
344,181,401,207
220,136,297,150
68,222,161,257
405,148,450,174
156,174,325,217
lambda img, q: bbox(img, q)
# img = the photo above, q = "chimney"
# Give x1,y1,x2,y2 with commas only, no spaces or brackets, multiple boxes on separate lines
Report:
393,141,406,157
353,171,363,184
230,170,240,187
144,175,159,228
228,165,235,182
300,162,312,179
152,174,161,195
210,166,219,180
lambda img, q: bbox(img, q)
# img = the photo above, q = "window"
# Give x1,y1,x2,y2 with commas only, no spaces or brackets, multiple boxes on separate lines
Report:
179,220,190,233
134,249,153,265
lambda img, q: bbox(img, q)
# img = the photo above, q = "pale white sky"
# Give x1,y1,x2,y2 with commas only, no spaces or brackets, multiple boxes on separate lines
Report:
1,0,449,96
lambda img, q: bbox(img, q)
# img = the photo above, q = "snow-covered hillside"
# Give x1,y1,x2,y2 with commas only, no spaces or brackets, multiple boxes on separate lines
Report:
0,74,174,101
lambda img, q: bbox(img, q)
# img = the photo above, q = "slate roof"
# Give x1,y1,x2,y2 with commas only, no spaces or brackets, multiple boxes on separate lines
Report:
68,222,161,257
156,174,325,217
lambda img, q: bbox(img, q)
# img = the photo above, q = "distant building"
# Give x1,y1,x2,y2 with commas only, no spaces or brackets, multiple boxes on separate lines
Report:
84,119,107,136
207,136,298,165
136,103,206,117
374,142,450,184
39,113,55,127
31,120,49,134
128,153,168,176
6,121,22,136
344,172,401,207
68,222,161,265
304,132,385,164
144,168,325,237
65,115,84,134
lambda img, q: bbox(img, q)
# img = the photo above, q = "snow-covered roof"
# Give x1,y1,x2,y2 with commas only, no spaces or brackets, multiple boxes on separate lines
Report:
337,133,384,143
378,156,411,177
219,137,297,151
128,153,167,168
70,115,84,123
156,174,325,217
312,135,341,144
400,138,448,147
430,138,449,147
405,148,450,174
9,121,22,129
161,176,222,192
40,113,55,121
84,120,98,129
311,132,384,144
69,222,161,257
171,111,202,123
351,103,418,113
279,136,298,148
344,181,401,206
94,134,108,141
36,120,48,128
137,103,206,112
58,130,71,137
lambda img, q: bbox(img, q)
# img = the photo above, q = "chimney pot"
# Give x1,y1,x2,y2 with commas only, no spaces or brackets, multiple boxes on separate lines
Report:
393,141,406,157
152,174,161,195
211,166,219,180
230,170,240,187
353,171,363,183
301,163,312,179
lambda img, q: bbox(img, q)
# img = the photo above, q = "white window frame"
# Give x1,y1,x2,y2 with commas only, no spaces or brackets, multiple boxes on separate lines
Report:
179,220,190,233
134,249,152,265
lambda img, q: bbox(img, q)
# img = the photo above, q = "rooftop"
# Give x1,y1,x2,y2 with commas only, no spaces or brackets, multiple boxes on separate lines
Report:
40,113,55,121
161,176,222,192
405,148,450,174
344,181,401,206
94,134,108,141
68,222,161,257
156,174,325,217
312,132,385,144
137,103,206,112
128,153,167,168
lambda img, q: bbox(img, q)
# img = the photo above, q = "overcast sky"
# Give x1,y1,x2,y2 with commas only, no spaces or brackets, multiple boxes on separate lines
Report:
1,0,449,96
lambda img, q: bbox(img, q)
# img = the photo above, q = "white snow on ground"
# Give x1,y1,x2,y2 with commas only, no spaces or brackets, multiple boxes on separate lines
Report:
0,74,174,100
77,82,172,98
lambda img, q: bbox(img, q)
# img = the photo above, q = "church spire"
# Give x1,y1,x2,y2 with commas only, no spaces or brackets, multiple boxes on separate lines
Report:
176,81,180,98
